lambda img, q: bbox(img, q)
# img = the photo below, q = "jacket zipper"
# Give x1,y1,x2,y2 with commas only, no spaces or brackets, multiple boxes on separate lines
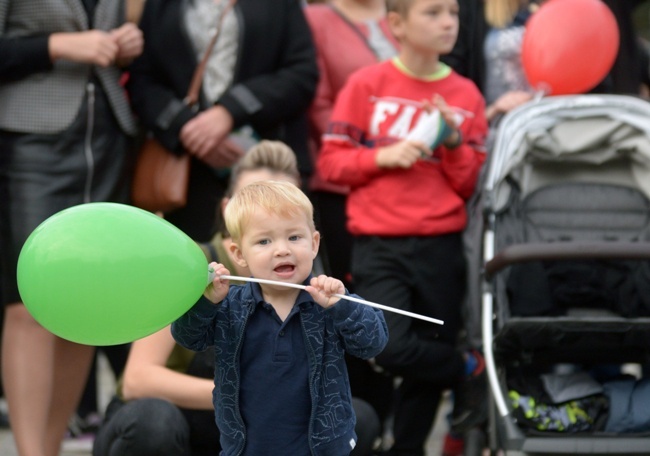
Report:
234,307,249,456
83,82,96,203
301,315,318,456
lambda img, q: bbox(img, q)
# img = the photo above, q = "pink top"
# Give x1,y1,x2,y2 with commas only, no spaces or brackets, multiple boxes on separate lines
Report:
305,4,399,193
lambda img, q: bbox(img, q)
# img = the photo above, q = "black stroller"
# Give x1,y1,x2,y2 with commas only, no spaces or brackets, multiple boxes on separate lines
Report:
464,94,650,455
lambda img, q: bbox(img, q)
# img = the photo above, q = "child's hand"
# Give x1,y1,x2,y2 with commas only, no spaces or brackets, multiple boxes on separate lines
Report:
430,95,463,149
205,262,230,304
376,140,430,169
306,274,345,309
430,94,457,128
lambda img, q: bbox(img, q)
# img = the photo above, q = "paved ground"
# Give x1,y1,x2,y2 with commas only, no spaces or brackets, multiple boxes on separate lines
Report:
0,353,452,455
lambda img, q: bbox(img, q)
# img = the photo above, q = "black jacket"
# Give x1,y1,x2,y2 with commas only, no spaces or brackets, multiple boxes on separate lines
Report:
127,0,319,175
126,0,318,241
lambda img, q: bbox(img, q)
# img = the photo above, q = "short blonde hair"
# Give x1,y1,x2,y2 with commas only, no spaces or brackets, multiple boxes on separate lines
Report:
224,180,316,243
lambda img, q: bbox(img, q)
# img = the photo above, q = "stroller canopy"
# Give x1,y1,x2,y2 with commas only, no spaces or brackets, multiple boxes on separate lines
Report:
485,95,650,212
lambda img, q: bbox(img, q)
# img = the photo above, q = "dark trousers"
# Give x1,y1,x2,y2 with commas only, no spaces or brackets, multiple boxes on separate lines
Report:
351,234,467,456
92,397,220,456
312,190,354,288
312,191,395,430
93,396,379,456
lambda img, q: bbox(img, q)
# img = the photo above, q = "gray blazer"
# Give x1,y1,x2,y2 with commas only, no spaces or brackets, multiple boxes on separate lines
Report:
0,0,137,135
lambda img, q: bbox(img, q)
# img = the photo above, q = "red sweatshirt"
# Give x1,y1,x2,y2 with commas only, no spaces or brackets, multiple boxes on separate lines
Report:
318,59,488,237
305,4,399,194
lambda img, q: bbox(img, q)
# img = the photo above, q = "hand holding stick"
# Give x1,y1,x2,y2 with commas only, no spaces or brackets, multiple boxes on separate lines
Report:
207,269,444,326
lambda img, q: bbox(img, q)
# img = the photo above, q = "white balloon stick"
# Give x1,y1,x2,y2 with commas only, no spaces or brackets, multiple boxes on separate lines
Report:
212,273,444,326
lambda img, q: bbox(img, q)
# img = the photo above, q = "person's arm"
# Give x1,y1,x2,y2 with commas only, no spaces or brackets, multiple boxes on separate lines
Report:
171,263,229,352
171,297,219,352
121,327,214,410
217,0,319,132
0,35,52,81
441,88,488,199
0,29,120,81
485,90,533,122
328,297,388,360
304,7,336,145
317,71,387,188
125,0,198,153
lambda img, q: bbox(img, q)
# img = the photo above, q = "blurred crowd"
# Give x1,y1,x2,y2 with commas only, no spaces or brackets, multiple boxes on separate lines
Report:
1,1,649,456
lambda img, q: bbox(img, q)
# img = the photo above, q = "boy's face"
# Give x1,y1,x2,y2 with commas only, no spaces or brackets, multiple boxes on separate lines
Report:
229,208,319,287
389,0,459,57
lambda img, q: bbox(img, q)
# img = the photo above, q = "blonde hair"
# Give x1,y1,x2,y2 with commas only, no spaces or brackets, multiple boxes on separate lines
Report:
485,0,521,28
225,180,315,243
385,0,414,16
226,140,300,197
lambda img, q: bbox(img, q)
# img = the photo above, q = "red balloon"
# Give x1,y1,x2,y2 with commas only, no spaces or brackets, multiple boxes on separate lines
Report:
522,0,619,95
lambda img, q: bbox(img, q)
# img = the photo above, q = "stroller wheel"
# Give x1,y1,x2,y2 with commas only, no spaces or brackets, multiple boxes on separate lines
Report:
462,427,486,456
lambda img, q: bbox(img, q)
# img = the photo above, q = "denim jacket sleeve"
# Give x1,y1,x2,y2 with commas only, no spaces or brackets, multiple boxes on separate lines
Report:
325,293,388,359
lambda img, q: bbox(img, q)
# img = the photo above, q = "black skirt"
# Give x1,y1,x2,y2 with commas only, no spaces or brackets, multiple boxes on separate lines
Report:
0,82,133,305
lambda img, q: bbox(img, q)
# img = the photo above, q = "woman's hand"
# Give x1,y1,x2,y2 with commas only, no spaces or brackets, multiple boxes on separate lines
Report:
49,30,119,67
181,106,244,168
486,90,533,121
110,23,144,67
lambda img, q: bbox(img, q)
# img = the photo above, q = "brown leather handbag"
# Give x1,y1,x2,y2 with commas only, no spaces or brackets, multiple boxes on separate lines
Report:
131,0,236,213
131,136,191,213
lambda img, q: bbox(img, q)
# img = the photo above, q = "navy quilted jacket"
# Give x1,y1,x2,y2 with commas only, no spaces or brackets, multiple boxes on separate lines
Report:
171,282,388,456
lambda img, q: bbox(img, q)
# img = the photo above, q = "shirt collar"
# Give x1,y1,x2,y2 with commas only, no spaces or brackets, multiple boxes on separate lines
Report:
250,274,315,309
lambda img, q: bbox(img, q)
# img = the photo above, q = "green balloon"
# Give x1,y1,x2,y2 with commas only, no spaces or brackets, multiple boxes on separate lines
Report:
17,203,208,345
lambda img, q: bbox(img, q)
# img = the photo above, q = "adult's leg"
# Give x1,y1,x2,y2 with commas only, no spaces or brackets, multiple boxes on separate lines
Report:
389,378,443,456
345,354,394,430
312,191,354,288
351,236,465,383
93,397,192,456
74,343,132,433
0,79,131,456
351,236,467,456
2,304,95,456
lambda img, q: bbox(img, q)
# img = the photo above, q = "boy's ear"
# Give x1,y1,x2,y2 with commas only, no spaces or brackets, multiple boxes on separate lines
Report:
229,242,248,268
387,10,404,39
311,231,320,259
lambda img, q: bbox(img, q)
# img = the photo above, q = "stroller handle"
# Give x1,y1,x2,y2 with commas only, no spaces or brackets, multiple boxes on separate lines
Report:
484,241,650,280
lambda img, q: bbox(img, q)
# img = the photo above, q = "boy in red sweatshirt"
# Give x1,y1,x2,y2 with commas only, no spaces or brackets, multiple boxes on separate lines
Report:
317,0,488,454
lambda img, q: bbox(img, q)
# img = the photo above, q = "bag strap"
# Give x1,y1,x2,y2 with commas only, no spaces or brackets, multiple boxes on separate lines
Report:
327,4,380,59
184,0,237,106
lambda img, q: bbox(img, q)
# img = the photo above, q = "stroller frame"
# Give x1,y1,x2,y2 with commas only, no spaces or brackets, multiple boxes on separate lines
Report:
476,94,650,455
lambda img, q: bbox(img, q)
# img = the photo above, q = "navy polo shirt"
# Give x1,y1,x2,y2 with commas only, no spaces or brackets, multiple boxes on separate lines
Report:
239,283,312,455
